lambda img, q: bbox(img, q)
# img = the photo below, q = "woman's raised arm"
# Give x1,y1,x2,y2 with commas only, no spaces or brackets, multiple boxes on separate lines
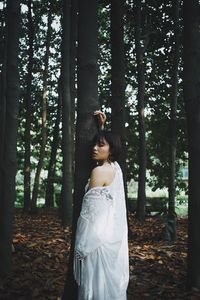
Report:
93,110,106,130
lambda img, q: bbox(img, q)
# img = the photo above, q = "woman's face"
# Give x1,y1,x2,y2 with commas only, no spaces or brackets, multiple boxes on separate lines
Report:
92,138,110,162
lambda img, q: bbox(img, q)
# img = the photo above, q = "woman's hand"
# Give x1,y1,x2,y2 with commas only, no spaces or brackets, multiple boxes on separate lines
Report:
94,110,106,130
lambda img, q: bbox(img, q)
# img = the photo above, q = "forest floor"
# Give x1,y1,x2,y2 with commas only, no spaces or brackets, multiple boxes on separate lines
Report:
0,209,200,300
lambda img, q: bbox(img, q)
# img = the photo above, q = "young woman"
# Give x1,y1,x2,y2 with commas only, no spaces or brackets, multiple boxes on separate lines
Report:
74,111,129,300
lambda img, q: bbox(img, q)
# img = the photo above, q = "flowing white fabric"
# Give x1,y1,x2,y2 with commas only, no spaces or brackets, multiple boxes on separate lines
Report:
74,161,129,300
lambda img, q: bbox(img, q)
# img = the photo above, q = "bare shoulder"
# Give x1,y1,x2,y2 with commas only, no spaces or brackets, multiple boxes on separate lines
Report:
91,165,105,175
91,164,114,177
89,166,106,188
89,164,115,189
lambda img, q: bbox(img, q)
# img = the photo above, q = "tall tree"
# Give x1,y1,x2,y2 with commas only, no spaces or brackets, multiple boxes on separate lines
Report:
0,4,6,164
59,0,73,226
110,0,126,170
165,0,180,241
183,0,200,290
45,81,61,208
23,0,34,212
69,0,78,207
135,0,146,222
70,0,78,147
62,0,99,298
0,0,20,274
31,2,53,212
110,0,132,233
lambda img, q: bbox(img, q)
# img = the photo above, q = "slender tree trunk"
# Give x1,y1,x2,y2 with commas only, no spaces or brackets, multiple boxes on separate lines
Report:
0,0,20,274
45,81,61,207
31,2,52,212
0,6,6,166
183,0,200,291
23,0,34,213
70,0,78,158
135,0,146,222
110,0,132,234
165,0,180,241
0,4,7,219
60,0,73,226
0,2,6,67
45,0,78,210
62,0,99,298
110,0,126,168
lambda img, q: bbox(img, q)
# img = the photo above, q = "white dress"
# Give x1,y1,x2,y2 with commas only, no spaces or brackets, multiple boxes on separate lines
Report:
74,161,129,300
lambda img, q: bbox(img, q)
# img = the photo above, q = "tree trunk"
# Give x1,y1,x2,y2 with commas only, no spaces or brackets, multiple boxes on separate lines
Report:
165,0,180,242
31,2,52,212
0,0,20,274
70,0,78,160
135,0,146,222
110,0,131,233
45,81,61,207
62,0,99,298
0,6,6,165
0,2,6,66
23,0,34,213
110,0,126,169
183,0,200,291
60,0,73,226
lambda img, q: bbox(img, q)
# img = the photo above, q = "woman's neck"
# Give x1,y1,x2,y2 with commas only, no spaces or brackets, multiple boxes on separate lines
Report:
98,160,111,166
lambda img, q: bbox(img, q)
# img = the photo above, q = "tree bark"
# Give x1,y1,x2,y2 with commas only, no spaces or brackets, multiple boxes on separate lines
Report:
23,0,34,213
183,0,200,291
110,0,132,234
0,0,20,274
62,0,99,298
135,0,146,222
45,81,61,207
0,2,6,66
165,0,180,241
110,0,126,169
0,6,6,165
60,0,73,226
70,0,78,157
31,2,52,212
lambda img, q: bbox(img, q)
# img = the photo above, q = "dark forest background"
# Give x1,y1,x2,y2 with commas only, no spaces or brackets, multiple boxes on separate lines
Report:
1,0,200,298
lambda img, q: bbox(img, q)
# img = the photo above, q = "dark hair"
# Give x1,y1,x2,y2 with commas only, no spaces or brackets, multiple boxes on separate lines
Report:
91,130,122,162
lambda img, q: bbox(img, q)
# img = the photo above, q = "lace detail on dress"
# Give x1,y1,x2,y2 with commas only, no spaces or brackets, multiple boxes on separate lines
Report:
74,250,84,286
75,250,85,261
80,188,113,222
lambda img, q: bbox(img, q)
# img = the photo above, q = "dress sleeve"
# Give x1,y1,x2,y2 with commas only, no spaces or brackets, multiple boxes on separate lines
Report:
74,187,114,258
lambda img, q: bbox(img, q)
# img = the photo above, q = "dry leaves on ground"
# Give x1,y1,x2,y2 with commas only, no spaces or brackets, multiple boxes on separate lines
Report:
0,208,199,300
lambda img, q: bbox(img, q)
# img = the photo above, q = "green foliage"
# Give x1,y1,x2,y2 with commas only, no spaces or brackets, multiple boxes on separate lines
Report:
128,197,167,214
16,0,187,207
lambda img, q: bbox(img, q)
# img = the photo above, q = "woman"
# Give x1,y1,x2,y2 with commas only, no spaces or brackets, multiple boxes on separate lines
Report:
74,111,129,300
